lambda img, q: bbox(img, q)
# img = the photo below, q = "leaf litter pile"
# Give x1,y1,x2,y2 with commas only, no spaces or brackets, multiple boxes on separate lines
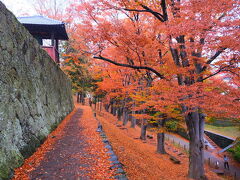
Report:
13,105,114,179
96,110,223,180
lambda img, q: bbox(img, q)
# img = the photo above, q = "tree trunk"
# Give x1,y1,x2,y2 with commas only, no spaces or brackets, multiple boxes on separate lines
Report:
185,110,206,179
79,92,82,104
157,118,166,154
130,103,136,128
94,97,97,110
122,108,128,126
81,93,85,105
110,100,114,114
113,103,117,116
89,98,92,107
99,101,102,111
130,111,136,128
77,92,81,103
111,101,117,116
117,108,122,121
104,104,109,112
140,119,147,140
157,133,166,154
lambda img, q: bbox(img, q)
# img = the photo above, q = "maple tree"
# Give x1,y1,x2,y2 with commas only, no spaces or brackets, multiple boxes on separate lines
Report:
70,0,240,179
93,63,157,140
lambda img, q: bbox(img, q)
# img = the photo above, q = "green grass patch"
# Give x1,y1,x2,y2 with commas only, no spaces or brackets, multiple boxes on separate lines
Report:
228,143,240,163
205,124,240,139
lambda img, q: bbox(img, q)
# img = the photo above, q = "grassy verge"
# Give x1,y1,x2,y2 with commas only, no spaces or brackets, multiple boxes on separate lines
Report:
205,124,240,139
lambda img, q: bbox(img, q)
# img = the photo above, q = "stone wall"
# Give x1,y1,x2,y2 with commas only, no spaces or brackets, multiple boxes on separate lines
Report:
0,2,74,179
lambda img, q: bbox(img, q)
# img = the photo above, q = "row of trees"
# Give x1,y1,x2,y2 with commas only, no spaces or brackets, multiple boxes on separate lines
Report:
69,1,239,179
34,0,240,179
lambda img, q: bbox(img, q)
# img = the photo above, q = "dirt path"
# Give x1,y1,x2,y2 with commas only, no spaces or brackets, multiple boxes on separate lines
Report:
14,106,114,180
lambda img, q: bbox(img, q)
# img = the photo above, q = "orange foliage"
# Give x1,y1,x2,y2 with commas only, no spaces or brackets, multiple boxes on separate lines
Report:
69,0,239,120
67,1,239,178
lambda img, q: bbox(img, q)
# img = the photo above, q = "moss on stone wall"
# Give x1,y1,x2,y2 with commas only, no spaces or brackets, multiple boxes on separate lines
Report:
0,150,23,180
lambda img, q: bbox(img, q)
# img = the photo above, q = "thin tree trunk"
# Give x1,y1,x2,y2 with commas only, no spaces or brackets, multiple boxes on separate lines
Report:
89,98,92,107
94,97,97,110
77,92,80,103
110,99,114,114
122,108,128,126
113,101,117,116
81,93,85,105
104,104,109,112
130,110,136,128
99,101,102,111
79,92,82,103
140,119,147,140
111,101,117,116
130,103,136,128
117,108,122,121
185,109,206,179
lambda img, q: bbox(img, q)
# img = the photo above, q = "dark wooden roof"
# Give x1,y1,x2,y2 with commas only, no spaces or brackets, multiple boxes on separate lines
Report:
17,16,68,40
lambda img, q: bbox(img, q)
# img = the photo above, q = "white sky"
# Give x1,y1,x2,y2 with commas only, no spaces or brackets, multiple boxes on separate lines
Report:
1,0,37,16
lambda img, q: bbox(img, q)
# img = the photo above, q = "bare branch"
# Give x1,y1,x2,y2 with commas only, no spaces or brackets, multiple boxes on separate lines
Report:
206,48,227,64
202,69,222,81
202,48,227,71
123,8,148,13
140,4,165,22
122,6,165,22
93,55,165,79
202,64,232,81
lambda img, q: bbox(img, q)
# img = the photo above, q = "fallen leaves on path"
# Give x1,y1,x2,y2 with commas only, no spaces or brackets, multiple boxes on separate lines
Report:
77,104,114,179
13,108,77,180
13,104,114,180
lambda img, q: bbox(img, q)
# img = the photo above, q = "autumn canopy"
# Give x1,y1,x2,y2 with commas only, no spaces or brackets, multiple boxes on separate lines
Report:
48,0,240,179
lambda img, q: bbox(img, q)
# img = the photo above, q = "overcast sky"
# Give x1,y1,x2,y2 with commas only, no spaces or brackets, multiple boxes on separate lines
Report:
1,0,37,16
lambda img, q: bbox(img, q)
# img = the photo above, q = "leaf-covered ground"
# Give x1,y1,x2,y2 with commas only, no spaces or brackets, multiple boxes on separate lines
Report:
13,105,114,179
13,103,226,180
96,110,223,180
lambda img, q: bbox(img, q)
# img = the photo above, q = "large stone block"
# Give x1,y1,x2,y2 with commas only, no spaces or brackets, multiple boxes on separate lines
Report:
0,2,74,179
